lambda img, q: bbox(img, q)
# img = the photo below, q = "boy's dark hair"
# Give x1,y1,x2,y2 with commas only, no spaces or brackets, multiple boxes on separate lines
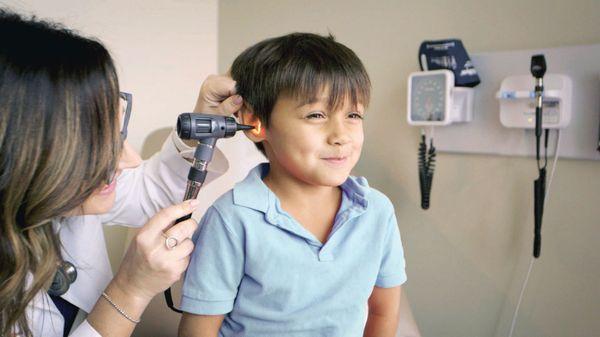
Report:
230,32,371,155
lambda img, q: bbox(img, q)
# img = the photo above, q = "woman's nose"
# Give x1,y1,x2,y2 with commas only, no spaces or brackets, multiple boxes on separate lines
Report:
118,140,142,170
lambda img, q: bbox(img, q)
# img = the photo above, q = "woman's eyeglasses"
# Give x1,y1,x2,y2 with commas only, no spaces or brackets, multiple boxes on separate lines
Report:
119,91,132,140
106,92,133,185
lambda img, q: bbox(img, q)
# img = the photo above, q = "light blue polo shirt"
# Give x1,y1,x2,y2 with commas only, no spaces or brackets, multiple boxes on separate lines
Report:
181,163,407,337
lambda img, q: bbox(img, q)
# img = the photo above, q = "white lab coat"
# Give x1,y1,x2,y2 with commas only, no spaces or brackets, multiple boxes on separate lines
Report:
24,131,229,337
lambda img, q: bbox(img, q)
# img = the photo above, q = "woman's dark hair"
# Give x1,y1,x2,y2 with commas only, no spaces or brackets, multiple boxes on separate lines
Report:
0,9,121,336
230,32,371,154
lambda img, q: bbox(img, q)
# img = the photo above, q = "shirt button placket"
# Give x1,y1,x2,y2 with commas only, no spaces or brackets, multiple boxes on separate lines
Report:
318,250,333,262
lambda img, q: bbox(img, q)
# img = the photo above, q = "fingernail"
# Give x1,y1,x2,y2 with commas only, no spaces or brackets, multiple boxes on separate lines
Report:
233,95,243,105
187,199,200,209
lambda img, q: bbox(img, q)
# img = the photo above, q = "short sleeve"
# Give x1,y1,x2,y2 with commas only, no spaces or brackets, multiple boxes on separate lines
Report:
181,206,244,314
375,211,407,288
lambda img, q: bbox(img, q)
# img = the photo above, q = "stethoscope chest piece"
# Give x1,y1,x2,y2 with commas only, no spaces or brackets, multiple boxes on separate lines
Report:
48,261,77,296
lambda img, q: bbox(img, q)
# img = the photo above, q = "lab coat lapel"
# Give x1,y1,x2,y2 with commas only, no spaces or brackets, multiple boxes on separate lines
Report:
58,215,113,313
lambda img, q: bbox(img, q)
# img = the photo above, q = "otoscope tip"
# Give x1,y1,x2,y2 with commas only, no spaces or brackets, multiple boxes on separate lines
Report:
236,123,255,131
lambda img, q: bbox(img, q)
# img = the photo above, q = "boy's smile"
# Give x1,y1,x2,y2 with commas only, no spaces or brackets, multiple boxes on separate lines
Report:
261,92,365,188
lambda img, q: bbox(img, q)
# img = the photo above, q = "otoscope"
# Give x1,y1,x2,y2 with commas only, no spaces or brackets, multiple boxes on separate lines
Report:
164,112,253,313
531,54,547,258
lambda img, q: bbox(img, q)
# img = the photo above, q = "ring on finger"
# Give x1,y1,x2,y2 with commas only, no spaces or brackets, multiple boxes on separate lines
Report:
161,232,179,250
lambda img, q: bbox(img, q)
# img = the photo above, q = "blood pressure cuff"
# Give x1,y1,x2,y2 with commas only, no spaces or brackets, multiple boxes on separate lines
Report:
418,39,480,87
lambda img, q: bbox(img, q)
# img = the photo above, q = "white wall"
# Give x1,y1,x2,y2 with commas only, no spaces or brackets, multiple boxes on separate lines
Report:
218,1,600,337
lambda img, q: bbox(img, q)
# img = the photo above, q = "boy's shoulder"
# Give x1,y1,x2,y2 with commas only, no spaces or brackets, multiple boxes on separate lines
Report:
209,188,240,216
210,188,234,206
200,188,252,237
208,181,267,220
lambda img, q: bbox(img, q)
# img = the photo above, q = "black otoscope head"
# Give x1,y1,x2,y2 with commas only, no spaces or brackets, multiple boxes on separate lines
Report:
177,113,254,141
530,54,547,79
531,54,546,139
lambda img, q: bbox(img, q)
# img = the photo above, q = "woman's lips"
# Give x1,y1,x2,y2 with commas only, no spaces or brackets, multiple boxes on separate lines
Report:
98,179,117,196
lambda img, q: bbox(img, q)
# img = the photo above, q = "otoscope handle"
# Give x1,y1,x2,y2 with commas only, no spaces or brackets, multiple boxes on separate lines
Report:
535,103,543,138
164,140,213,313
164,172,206,313
175,213,193,224
534,80,544,157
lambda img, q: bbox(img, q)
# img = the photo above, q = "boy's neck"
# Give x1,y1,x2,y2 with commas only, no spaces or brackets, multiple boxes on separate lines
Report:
263,161,343,243
262,162,341,210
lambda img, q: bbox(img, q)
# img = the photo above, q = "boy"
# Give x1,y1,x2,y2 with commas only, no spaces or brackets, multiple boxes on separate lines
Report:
178,33,407,337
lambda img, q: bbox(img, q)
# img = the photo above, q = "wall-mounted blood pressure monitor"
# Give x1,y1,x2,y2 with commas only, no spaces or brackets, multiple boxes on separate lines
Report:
407,69,473,126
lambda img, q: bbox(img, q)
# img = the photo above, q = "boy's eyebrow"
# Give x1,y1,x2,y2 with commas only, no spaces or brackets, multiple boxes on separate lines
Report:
295,100,366,112
295,97,328,109
295,101,317,108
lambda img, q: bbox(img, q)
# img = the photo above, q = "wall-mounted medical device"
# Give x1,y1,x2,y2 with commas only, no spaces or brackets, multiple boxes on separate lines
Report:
496,74,573,129
419,39,480,87
407,39,479,210
407,69,474,126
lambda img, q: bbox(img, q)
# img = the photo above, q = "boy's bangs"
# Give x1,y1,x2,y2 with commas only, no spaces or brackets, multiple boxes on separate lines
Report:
281,66,371,112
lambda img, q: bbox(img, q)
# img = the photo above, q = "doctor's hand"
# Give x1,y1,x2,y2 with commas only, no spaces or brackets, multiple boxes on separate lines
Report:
112,199,200,302
193,74,243,116
87,200,198,335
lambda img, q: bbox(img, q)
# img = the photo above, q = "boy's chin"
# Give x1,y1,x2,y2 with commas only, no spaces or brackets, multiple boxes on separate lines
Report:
312,172,351,187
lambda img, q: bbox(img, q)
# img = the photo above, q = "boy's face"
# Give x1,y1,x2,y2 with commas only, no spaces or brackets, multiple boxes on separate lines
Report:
262,92,365,187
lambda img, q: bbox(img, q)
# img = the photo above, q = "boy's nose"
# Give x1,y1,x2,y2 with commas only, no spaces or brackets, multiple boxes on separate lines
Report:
118,140,143,170
327,120,351,146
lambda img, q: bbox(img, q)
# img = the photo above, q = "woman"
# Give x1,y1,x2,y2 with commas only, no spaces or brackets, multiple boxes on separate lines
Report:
0,10,242,337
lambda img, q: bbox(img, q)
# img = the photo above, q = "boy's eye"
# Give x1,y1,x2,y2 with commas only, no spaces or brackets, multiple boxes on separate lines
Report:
306,111,326,119
348,112,364,119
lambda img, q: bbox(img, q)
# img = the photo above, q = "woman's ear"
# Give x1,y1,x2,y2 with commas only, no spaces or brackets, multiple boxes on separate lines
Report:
239,106,266,142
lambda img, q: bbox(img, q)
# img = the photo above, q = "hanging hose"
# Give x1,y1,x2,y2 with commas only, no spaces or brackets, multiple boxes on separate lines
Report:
418,129,436,210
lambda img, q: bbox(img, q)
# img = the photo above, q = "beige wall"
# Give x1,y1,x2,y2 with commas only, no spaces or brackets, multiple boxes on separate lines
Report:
218,1,600,336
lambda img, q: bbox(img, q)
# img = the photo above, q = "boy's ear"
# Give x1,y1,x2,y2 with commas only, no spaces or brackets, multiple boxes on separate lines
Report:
239,106,266,142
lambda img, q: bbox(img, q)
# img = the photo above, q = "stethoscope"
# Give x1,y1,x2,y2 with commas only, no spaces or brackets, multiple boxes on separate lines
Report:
48,218,77,296
48,260,77,296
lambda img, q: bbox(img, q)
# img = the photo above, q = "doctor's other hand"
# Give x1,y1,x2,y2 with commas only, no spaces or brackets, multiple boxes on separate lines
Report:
112,200,200,302
193,74,243,116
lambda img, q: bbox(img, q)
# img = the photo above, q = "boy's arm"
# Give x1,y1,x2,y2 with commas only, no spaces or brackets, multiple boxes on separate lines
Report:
363,286,402,337
365,201,407,337
178,206,244,334
178,313,225,337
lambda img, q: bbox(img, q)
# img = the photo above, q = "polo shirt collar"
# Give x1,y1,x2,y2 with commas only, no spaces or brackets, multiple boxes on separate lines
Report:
233,163,370,214
340,174,370,210
232,163,271,213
